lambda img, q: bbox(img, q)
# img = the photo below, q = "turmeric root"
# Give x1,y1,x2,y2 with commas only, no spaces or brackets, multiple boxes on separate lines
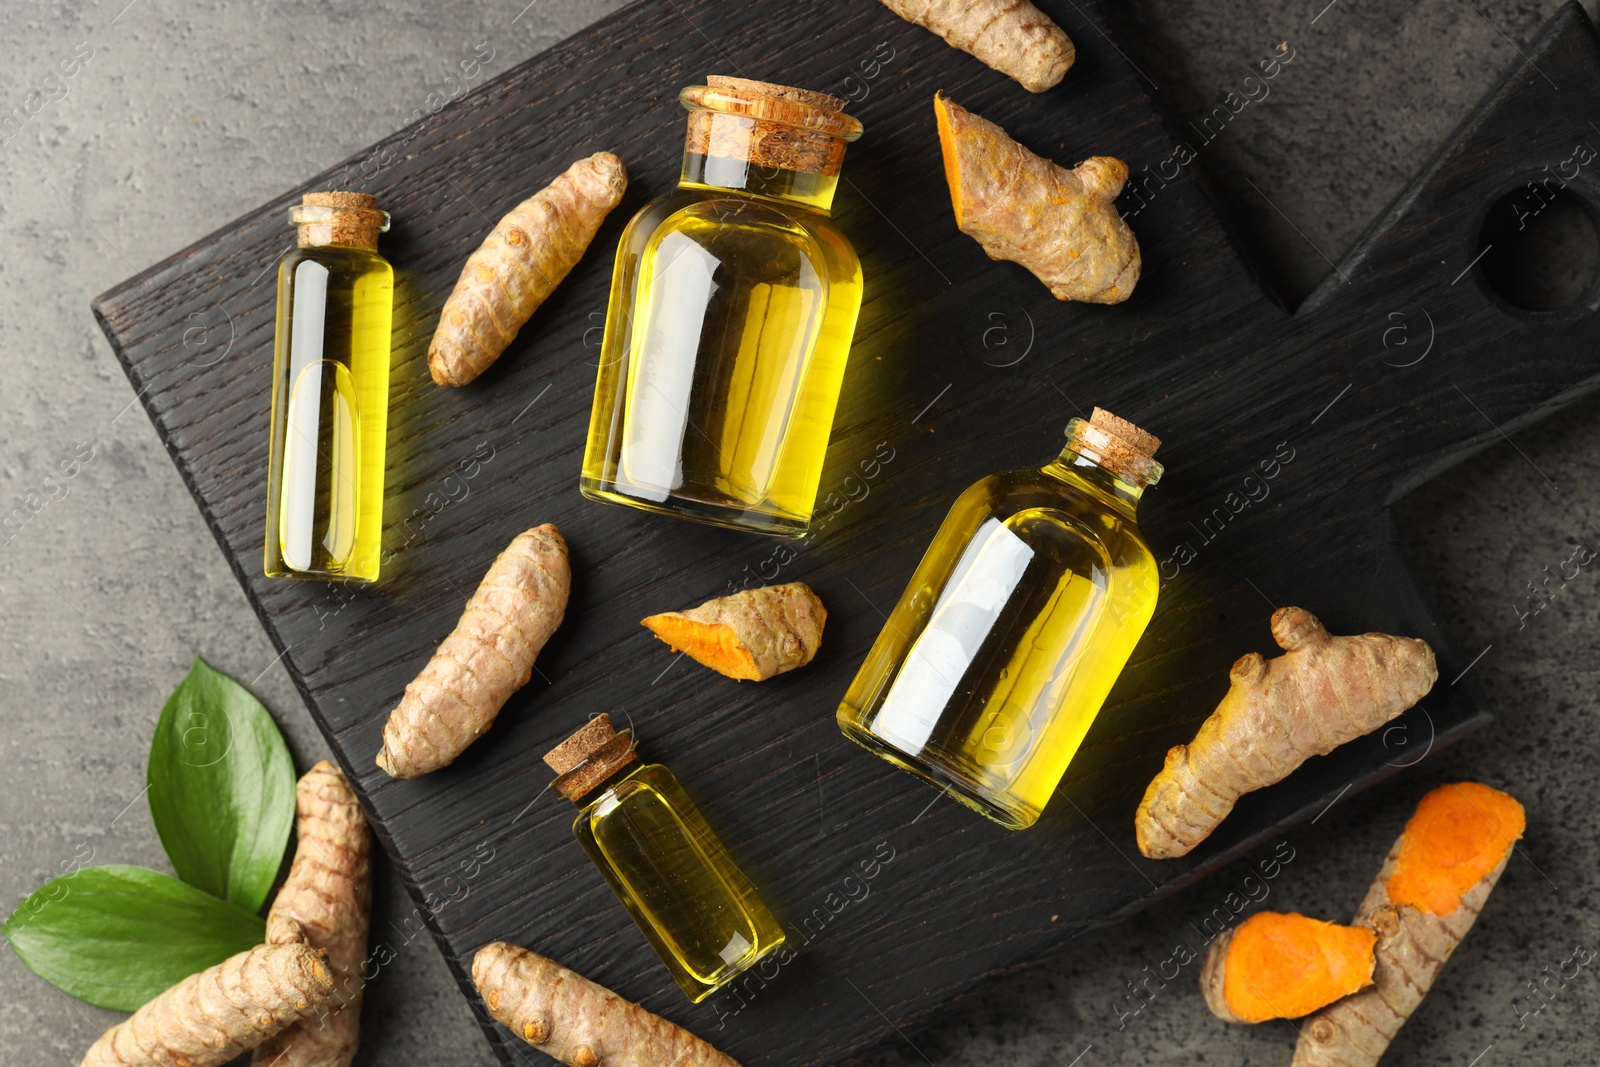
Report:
880,0,1074,92
429,152,627,386
1201,912,1376,1024
473,942,740,1067
934,94,1139,304
1135,607,1437,859
81,938,334,1067
378,524,570,778
252,761,372,1067
641,582,825,681
1294,783,1525,1067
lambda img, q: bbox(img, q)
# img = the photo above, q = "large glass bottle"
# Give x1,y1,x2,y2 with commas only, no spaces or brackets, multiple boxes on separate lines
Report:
580,76,864,537
837,410,1164,830
264,191,394,582
545,714,786,1003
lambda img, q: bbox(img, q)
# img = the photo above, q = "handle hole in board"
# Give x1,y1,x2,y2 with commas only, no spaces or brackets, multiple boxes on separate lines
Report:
1475,183,1600,313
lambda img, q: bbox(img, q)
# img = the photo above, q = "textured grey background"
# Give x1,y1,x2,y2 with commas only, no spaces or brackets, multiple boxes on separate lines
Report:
4,1,1599,1064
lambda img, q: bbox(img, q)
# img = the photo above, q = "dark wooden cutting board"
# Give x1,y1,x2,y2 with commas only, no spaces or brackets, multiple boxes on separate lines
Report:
91,1,1600,1063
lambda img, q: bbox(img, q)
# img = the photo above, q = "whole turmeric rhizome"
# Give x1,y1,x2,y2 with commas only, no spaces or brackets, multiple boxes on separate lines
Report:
378,524,571,778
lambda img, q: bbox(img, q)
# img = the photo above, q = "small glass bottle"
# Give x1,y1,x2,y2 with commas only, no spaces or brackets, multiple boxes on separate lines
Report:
264,191,394,582
580,76,865,537
837,410,1164,830
545,714,786,1002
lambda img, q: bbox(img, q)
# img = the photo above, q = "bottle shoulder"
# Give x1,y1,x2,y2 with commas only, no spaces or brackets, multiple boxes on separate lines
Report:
281,245,392,276
575,762,679,817
628,187,854,246
951,467,1153,567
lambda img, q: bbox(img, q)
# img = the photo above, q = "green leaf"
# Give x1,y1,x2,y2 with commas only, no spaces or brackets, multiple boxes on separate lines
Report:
147,657,294,912
2,866,265,1010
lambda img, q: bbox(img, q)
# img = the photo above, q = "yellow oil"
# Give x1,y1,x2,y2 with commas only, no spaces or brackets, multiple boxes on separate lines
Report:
264,247,393,582
838,452,1160,830
581,155,863,537
572,762,786,1002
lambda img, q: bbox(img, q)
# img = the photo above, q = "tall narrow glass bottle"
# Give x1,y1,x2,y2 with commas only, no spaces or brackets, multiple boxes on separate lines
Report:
264,191,394,582
546,714,786,1003
837,409,1164,830
580,76,864,537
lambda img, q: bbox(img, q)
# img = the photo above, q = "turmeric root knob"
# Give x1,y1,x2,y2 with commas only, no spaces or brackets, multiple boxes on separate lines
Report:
880,0,1075,92
641,582,826,681
378,524,571,778
1135,607,1437,859
1293,783,1525,1067
1201,912,1376,1024
80,940,335,1067
935,94,1138,304
429,152,627,386
472,942,741,1067
253,761,372,1067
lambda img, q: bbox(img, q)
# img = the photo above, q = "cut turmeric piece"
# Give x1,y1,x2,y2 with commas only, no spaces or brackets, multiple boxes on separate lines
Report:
879,0,1075,92
1293,783,1525,1067
642,582,825,681
935,93,1139,304
1384,781,1526,917
429,152,627,386
1136,607,1437,859
1201,912,1376,1024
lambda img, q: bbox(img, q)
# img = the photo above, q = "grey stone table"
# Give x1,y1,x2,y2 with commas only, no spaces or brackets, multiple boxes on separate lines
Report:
3,1,1597,1064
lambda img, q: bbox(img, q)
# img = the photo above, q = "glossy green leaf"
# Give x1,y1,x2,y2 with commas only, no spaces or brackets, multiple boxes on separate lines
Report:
147,657,294,912
2,865,265,1010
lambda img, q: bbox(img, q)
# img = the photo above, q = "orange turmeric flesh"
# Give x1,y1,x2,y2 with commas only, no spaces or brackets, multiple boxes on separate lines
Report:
644,617,763,681
1206,912,1376,1023
1384,781,1526,917
934,94,963,223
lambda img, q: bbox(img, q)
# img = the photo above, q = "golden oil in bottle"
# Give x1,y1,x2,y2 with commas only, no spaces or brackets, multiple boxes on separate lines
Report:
581,77,864,537
546,715,786,1002
838,410,1164,830
264,192,394,582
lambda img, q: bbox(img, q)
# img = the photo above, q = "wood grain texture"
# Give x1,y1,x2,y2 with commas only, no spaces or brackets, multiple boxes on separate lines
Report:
90,2,1600,1064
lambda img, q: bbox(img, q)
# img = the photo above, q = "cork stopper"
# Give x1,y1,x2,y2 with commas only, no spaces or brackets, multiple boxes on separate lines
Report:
544,714,638,803
705,75,846,113
289,191,389,251
680,76,863,177
302,191,379,210
1066,407,1163,486
1091,408,1161,456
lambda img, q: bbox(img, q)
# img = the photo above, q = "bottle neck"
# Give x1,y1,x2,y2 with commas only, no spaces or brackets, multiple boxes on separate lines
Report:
679,150,838,212
1042,444,1147,513
573,761,642,809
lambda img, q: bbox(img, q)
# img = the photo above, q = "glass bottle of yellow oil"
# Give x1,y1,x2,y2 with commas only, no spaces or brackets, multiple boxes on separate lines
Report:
580,76,864,537
837,409,1164,830
264,191,393,582
545,714,786,1002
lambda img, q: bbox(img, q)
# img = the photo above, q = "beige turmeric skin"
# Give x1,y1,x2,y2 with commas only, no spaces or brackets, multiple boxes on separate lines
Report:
1136,607,1437,859
935,93,1139,304
473,942,741,1067
377,524,570,778
80,938,334,1067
